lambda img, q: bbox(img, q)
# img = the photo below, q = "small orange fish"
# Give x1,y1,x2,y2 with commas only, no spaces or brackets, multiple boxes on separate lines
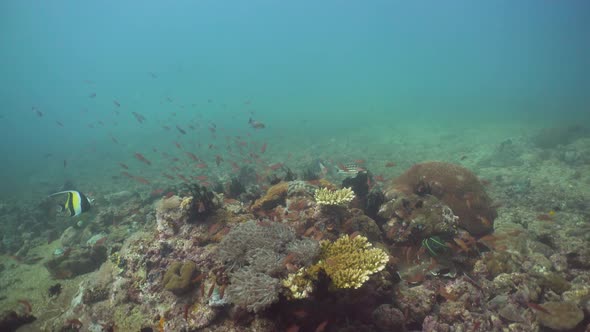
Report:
134,176,150,184
134,153,151,165
527,302,551,315
385,161,396,167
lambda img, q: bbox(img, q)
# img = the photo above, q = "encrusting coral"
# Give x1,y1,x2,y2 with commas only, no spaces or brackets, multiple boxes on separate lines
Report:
252,182,289,211
162,261,197,295
283,235,389,295
314,187,355,206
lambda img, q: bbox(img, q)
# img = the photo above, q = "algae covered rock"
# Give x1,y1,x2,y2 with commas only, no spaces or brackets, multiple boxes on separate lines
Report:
342,210,382,243
372,304,405,331
378,193,458,243
535,301,583,331
45,246,108,279
385,161,496,235
162,261,197,295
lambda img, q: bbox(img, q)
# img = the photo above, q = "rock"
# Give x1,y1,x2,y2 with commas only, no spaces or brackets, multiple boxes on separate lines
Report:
394,285,436,322
342,210,383,243
44,246,108,279
104,190,137,204
378,193,458,243
536,301,583,331
186,303,218,330
498,303,525,323
372,304,405,331
531,125,589,149
384,162,496,235
0,310,36,332
59,226,80,247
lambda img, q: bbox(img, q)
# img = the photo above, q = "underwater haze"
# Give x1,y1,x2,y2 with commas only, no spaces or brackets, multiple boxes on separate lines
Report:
1,0,589,198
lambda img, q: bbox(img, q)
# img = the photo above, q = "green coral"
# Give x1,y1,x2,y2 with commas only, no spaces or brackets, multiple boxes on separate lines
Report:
282,235,389,296
162,261,197,295
314,187,355,206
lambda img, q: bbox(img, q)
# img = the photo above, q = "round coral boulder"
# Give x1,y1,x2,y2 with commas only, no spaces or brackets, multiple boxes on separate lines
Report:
384,162,496,235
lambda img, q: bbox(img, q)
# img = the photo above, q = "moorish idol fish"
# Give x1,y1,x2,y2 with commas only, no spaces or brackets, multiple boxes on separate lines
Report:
49,190,91,217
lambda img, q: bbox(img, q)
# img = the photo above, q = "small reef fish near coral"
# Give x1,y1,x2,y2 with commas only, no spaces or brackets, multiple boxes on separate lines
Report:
1,2,590,332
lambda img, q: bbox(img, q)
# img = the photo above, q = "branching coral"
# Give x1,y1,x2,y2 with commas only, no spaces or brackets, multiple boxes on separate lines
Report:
216,220,320,312
282,267,315,299
282,235,389,297
317,235,389,289
314,187,355,206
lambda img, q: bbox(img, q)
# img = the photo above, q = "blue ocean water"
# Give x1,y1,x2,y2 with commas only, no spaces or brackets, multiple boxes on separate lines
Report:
1,0,589,198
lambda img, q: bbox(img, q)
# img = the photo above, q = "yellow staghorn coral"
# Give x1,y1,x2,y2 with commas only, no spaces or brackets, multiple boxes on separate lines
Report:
282,235,389,297
282,267,316,299
318,235,389,289
314,187,355,206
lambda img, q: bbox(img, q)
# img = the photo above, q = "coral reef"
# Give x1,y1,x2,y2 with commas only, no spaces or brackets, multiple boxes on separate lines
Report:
287,180,317,197
217,220,319,312
314,187,355,206
44,246,108,279
372,304,405,331
378,193,458,244
283,235,389,294
385,161,497,235
226,268,281,313
162,261,197,295
317,235,389,289
341,210,383,243
535,301,584,330
155,195,194,237
251,182,288,211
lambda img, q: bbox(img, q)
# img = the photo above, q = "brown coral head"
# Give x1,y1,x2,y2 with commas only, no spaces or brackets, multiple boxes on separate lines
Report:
389,162,496,236
415,178,432,196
